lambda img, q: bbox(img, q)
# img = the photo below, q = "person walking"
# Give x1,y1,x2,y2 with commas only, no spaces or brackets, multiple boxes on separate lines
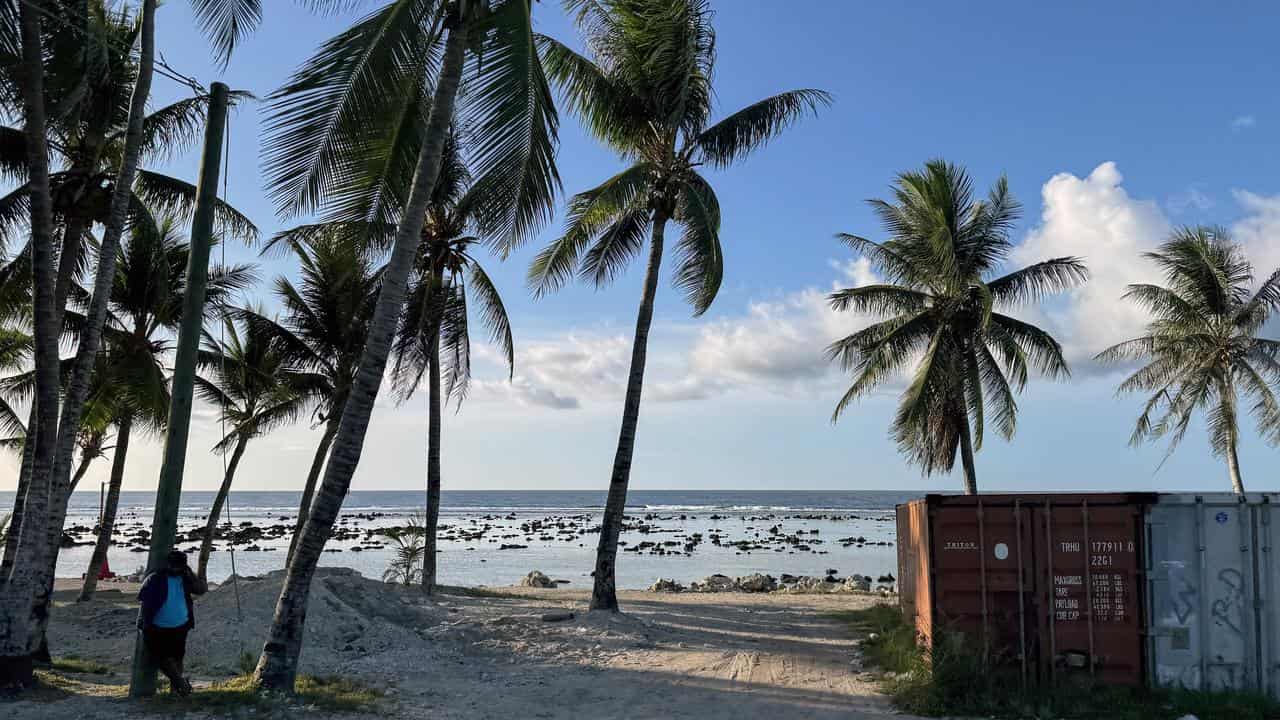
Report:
137,549,207,695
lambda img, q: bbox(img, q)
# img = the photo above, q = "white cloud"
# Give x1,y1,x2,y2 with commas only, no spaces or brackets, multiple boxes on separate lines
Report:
1231,190,1280,277
1232,114,1257,131
1013,162,1170,366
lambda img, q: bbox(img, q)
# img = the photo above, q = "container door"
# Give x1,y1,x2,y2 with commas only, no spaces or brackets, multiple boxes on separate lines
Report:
1257,497,1278,698
1147,496,1259,693
928,500,1036,681
1033,500,1144,686
897,501,933,645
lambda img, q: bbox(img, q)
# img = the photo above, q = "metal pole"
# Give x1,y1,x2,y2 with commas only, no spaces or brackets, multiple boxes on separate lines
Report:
129,81,229,697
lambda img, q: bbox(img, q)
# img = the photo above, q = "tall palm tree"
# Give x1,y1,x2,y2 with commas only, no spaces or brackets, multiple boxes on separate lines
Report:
72,218,255,607
531,0,828,611
240,236,383,565
0,0,64,685
0,0,258,683
253,0,558,690
826,160,1088,495
192,312,321,582
1097,227,1280,494
390,169,515,595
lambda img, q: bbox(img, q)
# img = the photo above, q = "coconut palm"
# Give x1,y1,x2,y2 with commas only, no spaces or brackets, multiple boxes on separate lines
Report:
71,218,255,606
238,236,383,565
1097,227,1280,494
0,0,263,683
530,0,828,611
389,164,515,595
1,0,66,682
192,312,323,582
253,0,558,689
827,161,1088,495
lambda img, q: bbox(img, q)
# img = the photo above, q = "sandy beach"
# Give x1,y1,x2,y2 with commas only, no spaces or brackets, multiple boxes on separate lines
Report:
13,571,914,719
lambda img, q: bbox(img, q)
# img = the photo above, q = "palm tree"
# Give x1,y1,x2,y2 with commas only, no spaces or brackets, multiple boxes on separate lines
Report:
826,160,1088,495
1097,227,1280,494
0,0,257,683
390,159,515,595
1,0,65,684
253,0,557,690
192,312,321,582
531,0,828,611
239,236,383,566
73,218,255,605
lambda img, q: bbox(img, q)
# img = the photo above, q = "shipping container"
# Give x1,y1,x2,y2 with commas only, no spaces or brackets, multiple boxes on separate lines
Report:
896,493,1153,687
1146,494,1280,697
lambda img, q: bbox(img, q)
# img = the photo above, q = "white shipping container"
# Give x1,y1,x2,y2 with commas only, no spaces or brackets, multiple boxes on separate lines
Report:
1145,494,1276,696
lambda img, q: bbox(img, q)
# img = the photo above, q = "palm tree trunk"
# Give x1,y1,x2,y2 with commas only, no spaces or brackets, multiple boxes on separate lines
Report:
1226,437,1245,495
286,412,339,567
0,181,97,586
78,417,133,602
41,0,156,615
956,397,979,495
0,0,61,687
0,442,33,580
422,326,442,595
197,435,250,583
590,212,668,612
254,19,467,692
27,446,100,664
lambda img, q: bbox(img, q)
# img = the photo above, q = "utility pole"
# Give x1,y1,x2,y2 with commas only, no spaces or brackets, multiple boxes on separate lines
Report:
129,81,229,697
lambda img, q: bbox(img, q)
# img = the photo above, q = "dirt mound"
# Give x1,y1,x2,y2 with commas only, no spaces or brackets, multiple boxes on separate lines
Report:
50,568,448,677
189,568,445,674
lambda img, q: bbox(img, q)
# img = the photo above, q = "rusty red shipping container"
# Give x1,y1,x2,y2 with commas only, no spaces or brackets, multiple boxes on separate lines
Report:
896,493,1155,687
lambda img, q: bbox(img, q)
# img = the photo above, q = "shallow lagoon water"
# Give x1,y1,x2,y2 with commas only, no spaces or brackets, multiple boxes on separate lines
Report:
10,490,916,588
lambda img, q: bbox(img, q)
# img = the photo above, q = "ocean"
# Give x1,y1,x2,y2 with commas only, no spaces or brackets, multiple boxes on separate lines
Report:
3,489,917,589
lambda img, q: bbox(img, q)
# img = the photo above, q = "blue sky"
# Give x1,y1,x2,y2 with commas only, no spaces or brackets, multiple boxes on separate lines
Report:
14,0,1280,494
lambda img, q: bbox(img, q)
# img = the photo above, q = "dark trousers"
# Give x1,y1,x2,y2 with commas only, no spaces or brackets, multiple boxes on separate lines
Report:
142,626,190,686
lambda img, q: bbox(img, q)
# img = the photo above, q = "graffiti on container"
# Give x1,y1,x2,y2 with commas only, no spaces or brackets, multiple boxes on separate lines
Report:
1160,560,1197,625
1211,568,1245,635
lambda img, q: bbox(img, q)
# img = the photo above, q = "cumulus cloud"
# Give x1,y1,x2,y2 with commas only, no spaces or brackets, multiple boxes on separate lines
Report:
463,166,1280,412
1013,162,1170,367
1232,114,1257,131
1231,190,1280,277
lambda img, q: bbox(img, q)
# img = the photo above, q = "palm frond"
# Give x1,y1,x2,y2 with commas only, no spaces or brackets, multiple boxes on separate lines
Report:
528,162,651,296
463,0,561,253
671,173,722,315
987,257,1088,306
133,171,259,242
695,89,830,168
261,0,443,218
190,0,263,67
467,262,514,376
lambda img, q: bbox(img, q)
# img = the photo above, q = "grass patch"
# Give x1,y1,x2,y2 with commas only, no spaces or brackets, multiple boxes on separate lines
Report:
835,603,1280,720
145,674,382,714
50,655,113,675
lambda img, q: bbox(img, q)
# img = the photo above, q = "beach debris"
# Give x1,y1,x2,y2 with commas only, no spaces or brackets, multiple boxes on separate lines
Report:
648,578,684,593
520,570,556,588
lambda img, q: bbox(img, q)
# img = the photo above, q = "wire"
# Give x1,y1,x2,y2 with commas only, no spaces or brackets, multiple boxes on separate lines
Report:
16,0,207,95
216,109,245,653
